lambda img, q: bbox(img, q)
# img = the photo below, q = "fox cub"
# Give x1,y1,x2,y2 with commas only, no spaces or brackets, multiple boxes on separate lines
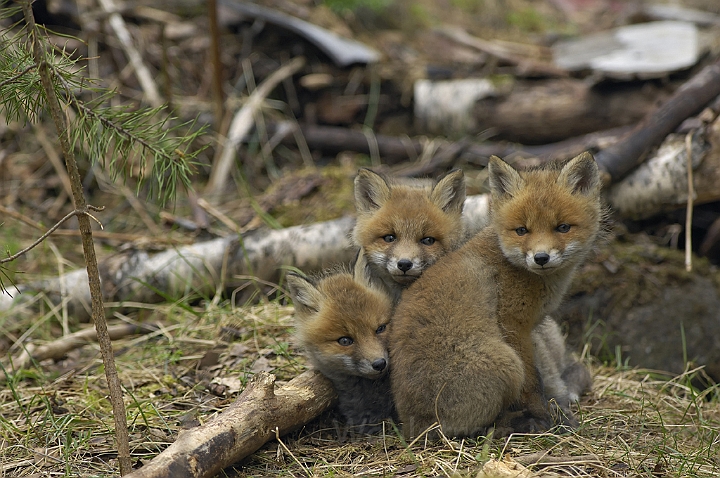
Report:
286,271,394,431
352,168,466,303
389,152,604,438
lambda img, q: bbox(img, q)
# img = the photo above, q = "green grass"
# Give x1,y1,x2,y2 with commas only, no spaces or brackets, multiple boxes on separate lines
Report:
2,292,717,477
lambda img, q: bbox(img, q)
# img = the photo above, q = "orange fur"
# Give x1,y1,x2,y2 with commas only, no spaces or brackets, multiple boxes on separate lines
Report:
390,152,604,438
352,169,466,303
287,271,395,429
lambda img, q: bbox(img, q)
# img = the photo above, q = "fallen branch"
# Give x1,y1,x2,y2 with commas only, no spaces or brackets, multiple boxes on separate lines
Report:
11,322,157,370
125,370,337,478
268,122,633,169
98,0,162,107
595,57,720,183
205,56,306,196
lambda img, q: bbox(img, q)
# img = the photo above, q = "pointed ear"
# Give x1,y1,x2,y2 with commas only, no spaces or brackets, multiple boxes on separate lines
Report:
286,273,322,316
557,152,600,195
354,168,391,213
430,169,466,213
488,155,524,199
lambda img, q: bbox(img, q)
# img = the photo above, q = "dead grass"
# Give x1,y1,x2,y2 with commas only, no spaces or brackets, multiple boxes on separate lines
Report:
1,295,718,478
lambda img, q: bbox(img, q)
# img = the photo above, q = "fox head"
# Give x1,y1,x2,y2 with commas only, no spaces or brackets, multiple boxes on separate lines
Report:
286,272,393,380
488,152,603,275
352,168,466,284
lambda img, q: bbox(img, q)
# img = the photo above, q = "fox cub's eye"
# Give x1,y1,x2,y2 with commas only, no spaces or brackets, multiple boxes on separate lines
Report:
515,227,528,236
556,224,571,233
375,324,387,334
420,237,436,246
337,337,353,346
383,234,396,243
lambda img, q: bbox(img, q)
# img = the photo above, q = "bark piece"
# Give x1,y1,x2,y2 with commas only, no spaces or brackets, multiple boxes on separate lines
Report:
217,0,380,67
553,21,700,80
125,370,337,478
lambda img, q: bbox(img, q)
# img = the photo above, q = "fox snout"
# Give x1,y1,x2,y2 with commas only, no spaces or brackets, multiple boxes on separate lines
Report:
372,358,387,371
396,259,413,273
534,252,550,266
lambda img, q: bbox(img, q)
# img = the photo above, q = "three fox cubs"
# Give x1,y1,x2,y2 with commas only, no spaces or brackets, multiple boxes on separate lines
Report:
286,271,394,430
352,168,466,303
389,152,604,437
288,156,598,436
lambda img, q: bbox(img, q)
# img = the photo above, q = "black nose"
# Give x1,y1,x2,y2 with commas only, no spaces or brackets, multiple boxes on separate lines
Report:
534,253,550,266
372,358,387,371
397,259,413,272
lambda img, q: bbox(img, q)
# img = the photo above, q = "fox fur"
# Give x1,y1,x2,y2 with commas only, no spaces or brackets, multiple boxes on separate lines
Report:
286,271,394,431
352,168,466,303
389,152,605,438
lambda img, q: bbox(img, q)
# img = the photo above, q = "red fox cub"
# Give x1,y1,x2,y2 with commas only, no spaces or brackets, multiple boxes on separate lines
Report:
389,152,604,438
286,271,394,431
352,168,466,303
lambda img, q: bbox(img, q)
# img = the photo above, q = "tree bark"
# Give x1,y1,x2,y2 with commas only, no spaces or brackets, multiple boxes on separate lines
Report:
595,57,720,183
125,370,337,478
472,79,665,144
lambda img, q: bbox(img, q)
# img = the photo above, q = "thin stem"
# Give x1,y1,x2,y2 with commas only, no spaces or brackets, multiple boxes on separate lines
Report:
0,63,37,88
19,1,132,474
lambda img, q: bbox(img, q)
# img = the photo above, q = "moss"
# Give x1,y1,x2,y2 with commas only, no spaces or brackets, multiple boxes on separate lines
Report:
272,164,357,227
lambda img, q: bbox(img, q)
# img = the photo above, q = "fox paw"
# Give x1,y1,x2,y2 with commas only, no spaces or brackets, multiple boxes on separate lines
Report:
493,410,554,437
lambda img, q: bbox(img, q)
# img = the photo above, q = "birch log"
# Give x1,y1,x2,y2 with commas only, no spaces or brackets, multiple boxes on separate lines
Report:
7,128,720,319
125,370,337,478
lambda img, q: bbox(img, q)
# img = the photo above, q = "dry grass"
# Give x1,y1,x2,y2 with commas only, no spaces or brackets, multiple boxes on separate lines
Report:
1,295,718,478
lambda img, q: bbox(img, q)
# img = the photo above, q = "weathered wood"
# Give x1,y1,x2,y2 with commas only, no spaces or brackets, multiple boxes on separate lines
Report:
11,323,156,370
595,57,720,182
125,370,337,478
473,79,664,144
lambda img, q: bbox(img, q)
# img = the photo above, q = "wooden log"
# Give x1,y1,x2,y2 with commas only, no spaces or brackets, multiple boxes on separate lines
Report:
472,79,664,144
595,57,720,182
125,370,337,478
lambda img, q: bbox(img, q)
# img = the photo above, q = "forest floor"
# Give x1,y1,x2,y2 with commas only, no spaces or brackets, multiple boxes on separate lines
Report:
1,0,720,476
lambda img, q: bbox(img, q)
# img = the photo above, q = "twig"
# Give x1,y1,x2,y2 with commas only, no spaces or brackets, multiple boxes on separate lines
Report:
10,322,157,370
205,56,306,196
0,63,37,88
275,427,311,477
514,452,602,466
685,133,694,272
437,26,567,77
0,207,103,264
97,0,162,107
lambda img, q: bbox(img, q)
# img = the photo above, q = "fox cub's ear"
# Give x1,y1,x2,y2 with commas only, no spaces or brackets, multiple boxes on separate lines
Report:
558,152,600,196
354,168,391,213
487,155,524,199
430,169,466,213
286,273,323,316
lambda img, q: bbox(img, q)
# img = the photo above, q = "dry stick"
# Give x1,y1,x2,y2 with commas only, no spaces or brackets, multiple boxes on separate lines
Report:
205,56,306,196
595,58,720,183
124,370,337,478
12,323,156,370
0,207,101,264
20,2,132,474
97,0,162,107
685,133,694,272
